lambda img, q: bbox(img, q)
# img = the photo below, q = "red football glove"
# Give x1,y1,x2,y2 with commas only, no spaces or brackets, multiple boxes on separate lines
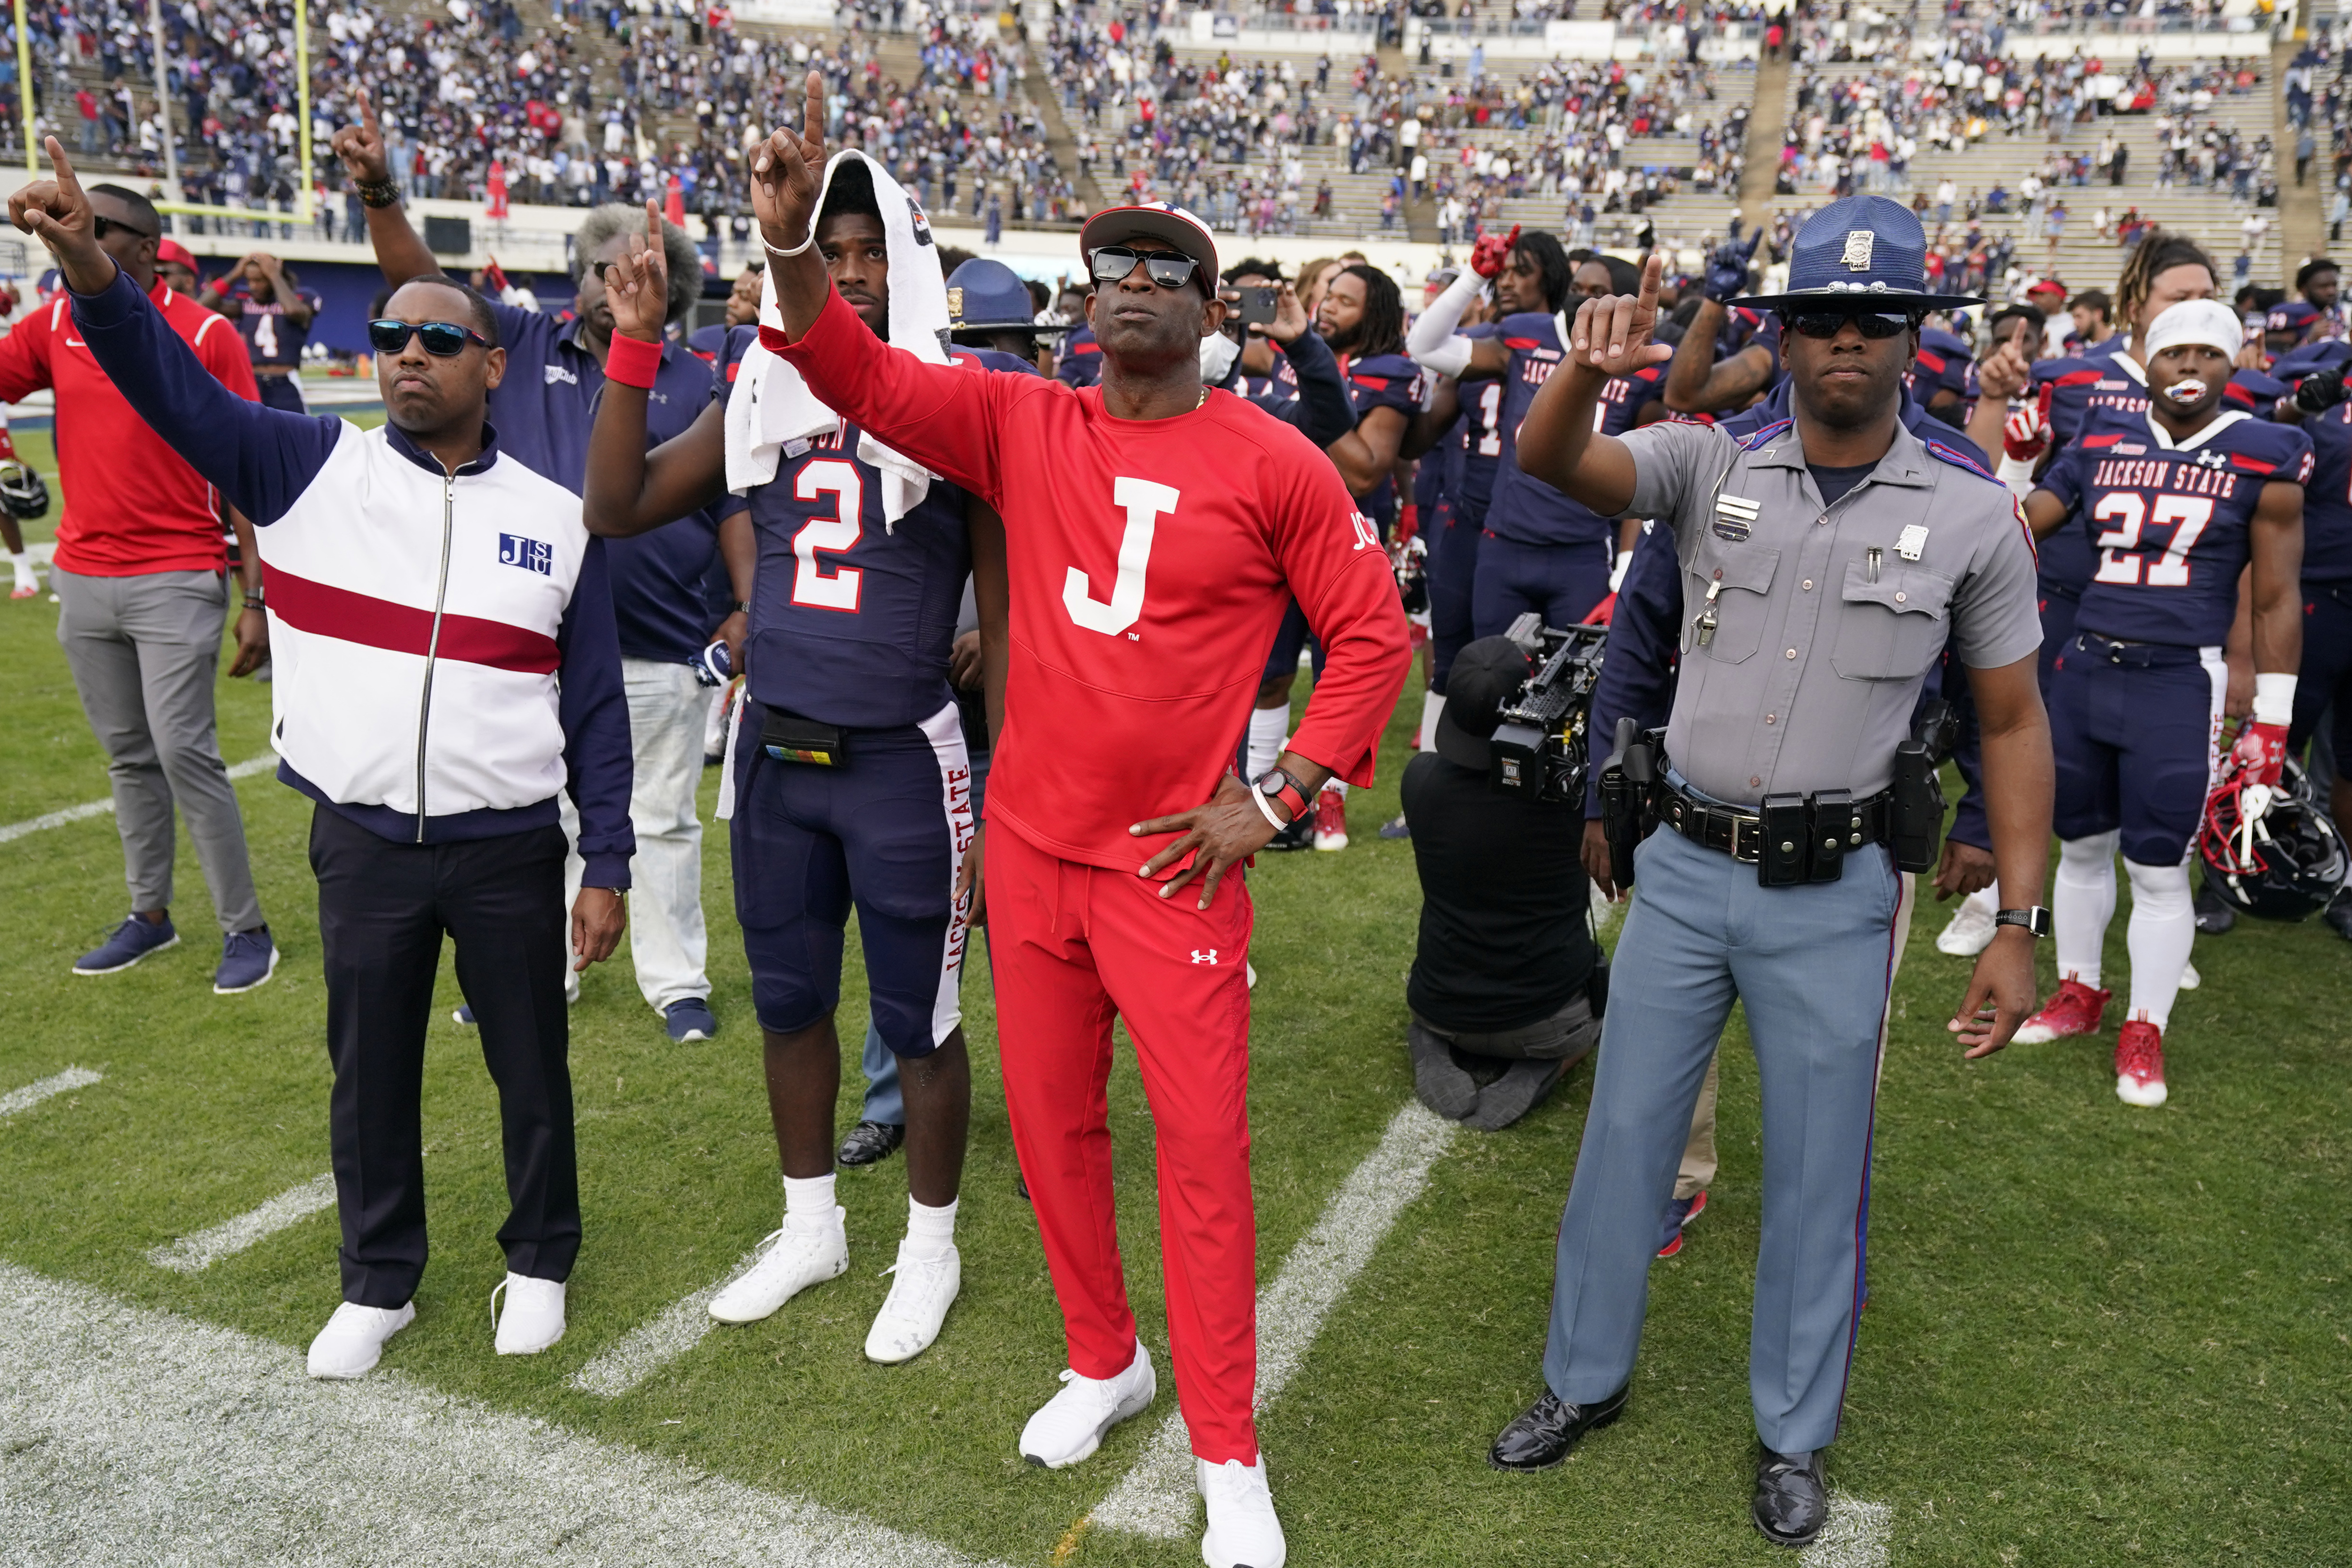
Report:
1581,591,1617,627
2229,719,2288,789
1468,224,1521,280
2002,401,2048,464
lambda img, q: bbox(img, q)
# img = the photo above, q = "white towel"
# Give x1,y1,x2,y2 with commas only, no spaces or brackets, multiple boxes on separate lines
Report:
723,148,950,530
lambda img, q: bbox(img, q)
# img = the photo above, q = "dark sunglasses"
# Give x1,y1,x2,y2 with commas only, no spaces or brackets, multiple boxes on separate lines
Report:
92,214,156,242
367,318,492,357
1090,247,1201,290
1782,310,1919,341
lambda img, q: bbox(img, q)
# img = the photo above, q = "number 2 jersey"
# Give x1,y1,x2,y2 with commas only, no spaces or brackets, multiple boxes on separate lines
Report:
1486,309,1663,548
2039,403,2312,647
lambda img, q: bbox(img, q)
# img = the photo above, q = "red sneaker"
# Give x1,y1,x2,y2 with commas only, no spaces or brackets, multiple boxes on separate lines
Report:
2012,976,2112,1045
1312,785,1349,851
2115,1019,2168,1107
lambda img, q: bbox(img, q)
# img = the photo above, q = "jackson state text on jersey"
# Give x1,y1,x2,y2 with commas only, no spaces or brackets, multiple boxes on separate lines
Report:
1486,310,1657,547
735,421,972,728
2042,404,2313,647
232,289,319,368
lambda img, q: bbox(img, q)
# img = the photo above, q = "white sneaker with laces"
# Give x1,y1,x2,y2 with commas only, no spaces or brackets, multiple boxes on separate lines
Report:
1018,1339,1155,1468
306,1300,415,1379
491,1272,566,1355
863,1240,961,1364
1198,1454,1287,1568
1936,896,1998,956
2178,958,2200,990
708,1210,848,1324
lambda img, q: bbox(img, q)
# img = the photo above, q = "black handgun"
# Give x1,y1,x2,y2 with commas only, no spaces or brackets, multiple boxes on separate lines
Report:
1598,717,1657,890
1890,710,1948,874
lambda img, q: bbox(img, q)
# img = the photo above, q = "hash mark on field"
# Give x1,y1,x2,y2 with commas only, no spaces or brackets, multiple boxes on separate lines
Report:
0,753,275,844
0,1259,1011,1567
1802,1493,1893,1568
0,1065,101,1120
1091,1101,1459,1539
568,1244,768,1397
146,1172,337,1273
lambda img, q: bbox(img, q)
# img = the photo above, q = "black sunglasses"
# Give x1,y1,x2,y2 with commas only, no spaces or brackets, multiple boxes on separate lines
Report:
1782,310,1919,341
92,214,156,242
1090,246,1201,291
367,318,493,357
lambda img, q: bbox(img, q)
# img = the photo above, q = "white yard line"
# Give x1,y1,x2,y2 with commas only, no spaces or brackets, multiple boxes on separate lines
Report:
146,1172,338,1274
0,1065,101,1120
568,1244,768,1398
1803,1493,1894,1568
0,1258,1013,1568
1090,1100,1459,1539
0,753,277,845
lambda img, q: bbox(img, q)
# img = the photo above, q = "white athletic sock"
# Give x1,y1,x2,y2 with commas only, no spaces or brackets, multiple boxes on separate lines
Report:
1960,884,1997,920
2123,857,2195,1030
1245,704,1288,780
7,547,29,586
2054,831,2120,990
905,1195,958,1261
1416,688,1446,752
782,1172,839,1232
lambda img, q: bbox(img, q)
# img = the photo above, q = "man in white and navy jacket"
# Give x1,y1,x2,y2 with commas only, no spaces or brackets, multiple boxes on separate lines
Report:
12,141,636,1379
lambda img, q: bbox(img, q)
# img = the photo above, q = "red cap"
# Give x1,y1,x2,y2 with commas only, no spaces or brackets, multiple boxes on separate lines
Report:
156,237,196,269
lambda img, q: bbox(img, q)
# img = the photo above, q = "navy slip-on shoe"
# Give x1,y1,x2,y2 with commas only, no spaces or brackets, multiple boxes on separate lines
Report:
74,915,179,976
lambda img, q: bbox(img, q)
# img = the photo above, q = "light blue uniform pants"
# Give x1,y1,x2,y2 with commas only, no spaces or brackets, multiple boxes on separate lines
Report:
1542,824,1908,1454
859,1021,904,1126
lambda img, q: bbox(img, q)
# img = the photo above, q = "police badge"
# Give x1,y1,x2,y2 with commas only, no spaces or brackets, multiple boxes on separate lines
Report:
1841,230,1874,272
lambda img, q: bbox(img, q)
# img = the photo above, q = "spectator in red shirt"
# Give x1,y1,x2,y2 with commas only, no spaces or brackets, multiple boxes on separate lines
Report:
74,87,99,156
0,181,276,993
745,78,1411,1568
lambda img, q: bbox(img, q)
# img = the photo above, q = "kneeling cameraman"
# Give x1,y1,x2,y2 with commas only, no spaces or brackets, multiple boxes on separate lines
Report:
1401,635,1603,1131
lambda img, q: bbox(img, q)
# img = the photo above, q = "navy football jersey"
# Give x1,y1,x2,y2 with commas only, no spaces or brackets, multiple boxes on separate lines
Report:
686,322,728,365
1486,310,1656,547
2032,349,2153,598
231,287,319,369
2042,405,2313,647
1909,328,1972,413
1056,324,1102,389
2296,400,2352,584
1340,347,1422,531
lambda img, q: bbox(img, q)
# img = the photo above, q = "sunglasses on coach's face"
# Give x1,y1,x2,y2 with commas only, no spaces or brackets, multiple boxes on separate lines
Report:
1090,247,1202,291
367,318,493,357
1780,310,1920,341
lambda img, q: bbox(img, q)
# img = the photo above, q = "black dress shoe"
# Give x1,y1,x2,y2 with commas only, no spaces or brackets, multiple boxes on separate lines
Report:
1752,1446,1828,1547
835,1120,905,1167
2193,879,2237,934
1486,1385,1627,1471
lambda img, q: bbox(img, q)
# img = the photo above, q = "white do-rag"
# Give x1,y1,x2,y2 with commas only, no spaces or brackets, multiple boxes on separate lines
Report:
724,147,952,530
2143,298,2245,361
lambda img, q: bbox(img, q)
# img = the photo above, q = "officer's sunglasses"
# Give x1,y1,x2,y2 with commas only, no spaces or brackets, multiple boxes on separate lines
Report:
367,318,494,357
1781,310,1919,341
92,214,156,242
1090,246,1202,291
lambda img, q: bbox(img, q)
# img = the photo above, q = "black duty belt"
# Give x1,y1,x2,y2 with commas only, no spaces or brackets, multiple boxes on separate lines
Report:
1656,774,1897,885
2072,630,2203,670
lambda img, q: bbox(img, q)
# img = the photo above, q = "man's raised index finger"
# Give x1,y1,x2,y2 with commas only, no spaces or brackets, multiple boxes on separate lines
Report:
804,70,825,140
1637,251,1662,310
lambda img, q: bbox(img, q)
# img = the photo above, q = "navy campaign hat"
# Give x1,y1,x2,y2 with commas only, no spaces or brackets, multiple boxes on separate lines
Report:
946,257,1070,336
1728,195,1983,312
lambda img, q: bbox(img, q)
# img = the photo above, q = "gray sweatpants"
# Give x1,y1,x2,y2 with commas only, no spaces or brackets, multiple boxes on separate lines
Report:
52,566,263,933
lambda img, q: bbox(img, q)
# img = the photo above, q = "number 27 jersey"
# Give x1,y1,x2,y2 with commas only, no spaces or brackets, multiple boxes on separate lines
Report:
2041,405,2312,648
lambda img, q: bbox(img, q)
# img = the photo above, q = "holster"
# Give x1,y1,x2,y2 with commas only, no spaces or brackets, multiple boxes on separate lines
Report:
1890,738,1944,873
1597,717,1659,890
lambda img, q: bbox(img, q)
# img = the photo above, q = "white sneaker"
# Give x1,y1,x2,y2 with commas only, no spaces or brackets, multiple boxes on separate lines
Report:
306,1300,415,1379
1018,1339,1155,1468
863,1240,961,1364
708,1210,848,1324
491,1272,566,1355
1198,1455,1287,1568
2178,959,2200,991
1936,898,1997,956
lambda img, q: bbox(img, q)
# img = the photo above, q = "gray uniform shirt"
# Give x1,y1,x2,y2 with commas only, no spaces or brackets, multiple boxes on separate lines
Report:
1619,415,2043,805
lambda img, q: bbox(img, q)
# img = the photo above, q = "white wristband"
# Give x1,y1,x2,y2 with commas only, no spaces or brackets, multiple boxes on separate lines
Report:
762,226,817,260
2253,672,2297,728
1994,452,2038,499
1249,782,1288,830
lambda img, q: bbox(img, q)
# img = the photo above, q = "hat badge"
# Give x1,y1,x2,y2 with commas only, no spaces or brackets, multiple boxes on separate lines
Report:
946,285,964,323
1841,230,1875,272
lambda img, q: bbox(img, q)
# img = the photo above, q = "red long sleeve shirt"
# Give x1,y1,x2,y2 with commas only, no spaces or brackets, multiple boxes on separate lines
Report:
770,290,1413,874
0,280,259,577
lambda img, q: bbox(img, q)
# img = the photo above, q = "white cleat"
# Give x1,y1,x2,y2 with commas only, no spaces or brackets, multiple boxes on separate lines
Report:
863,1241,961,1364
306,1300,415,1379
1935,897,1997,956
1198,1454,1287,1568
491,1273,566,1355
2177,959,2199,990
708,1210,848,1324
1018,1338,1156,1468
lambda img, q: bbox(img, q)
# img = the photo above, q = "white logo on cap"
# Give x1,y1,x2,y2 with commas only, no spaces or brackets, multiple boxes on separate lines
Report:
1842,231,1874,272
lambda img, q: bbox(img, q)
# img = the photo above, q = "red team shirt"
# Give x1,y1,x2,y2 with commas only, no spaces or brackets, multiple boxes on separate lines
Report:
771,289,1413,874
0,280,259,577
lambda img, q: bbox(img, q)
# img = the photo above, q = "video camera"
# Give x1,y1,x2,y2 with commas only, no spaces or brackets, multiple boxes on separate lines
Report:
1487,613,1608,805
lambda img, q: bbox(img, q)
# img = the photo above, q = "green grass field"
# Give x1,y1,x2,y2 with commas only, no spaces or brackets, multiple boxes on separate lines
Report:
0,420,2347,1566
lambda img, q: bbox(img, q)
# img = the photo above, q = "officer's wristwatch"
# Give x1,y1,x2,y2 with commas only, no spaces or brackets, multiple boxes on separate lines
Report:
1994,906,2052,938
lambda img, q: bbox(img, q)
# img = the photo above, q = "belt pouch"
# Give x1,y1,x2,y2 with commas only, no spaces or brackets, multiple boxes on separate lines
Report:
1760,793,1808,886
760,707,847,766
1808,789,1853,883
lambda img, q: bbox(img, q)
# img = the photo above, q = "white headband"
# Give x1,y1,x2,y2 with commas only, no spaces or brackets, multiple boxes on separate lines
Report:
2143,299,2243,361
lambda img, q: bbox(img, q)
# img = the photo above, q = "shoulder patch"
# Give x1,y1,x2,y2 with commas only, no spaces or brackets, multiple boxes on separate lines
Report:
2052,368,2105,389
1926,440,2000,483
1737,418,1792,451
1502,336,1542,352
2080,432,2126,448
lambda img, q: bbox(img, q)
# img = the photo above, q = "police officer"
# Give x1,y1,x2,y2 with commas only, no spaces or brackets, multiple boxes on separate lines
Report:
1487,198,2056,1547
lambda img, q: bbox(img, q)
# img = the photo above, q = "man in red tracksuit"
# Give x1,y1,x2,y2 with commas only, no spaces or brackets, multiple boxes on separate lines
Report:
745,78,1411,1568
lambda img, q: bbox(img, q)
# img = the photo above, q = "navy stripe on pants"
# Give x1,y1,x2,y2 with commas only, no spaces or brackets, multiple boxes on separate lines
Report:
311,806,578,1307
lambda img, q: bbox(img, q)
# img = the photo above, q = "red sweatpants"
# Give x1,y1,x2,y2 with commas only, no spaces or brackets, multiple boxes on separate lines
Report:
985,823,1260,1464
